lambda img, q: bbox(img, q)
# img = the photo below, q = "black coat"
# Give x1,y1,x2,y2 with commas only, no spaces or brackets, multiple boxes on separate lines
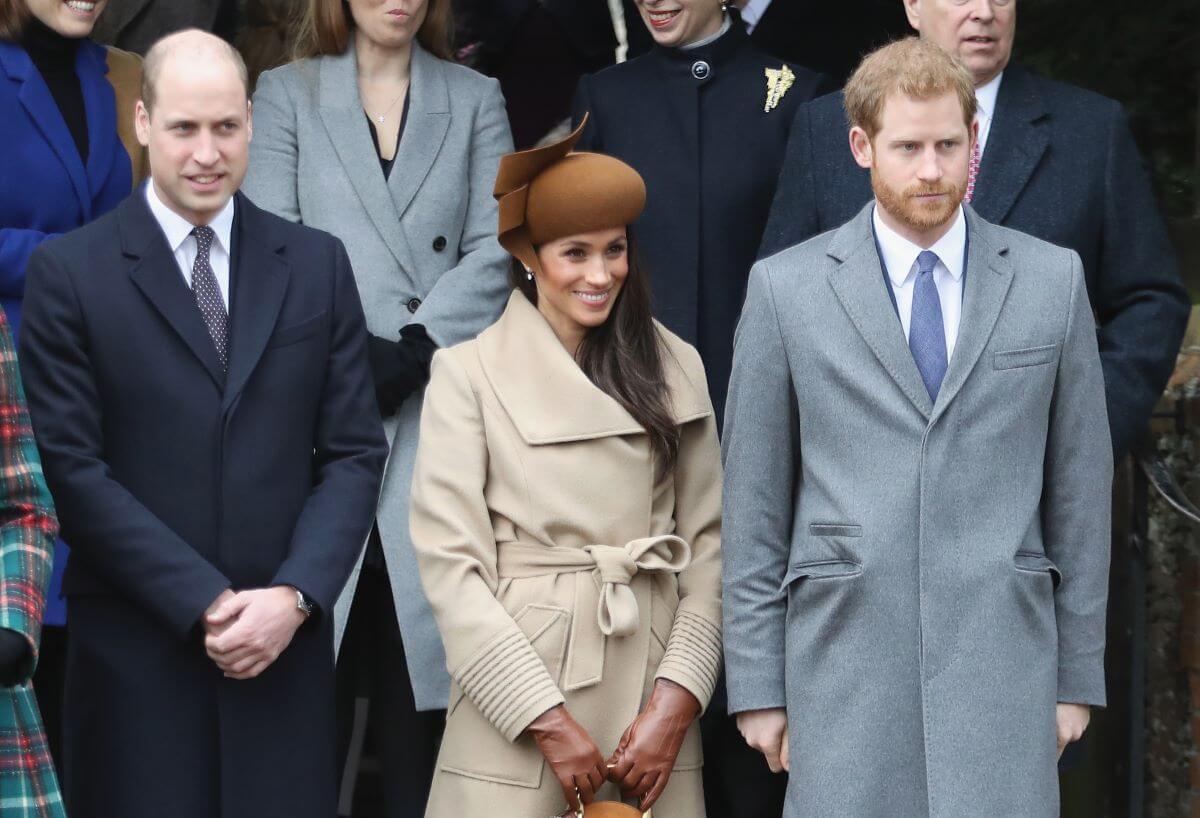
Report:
759,65,1190,458
572,19,827,421
748,0,911,86
18,191,388,818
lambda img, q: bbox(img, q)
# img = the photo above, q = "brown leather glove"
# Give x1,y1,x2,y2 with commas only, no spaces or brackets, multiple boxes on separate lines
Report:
606,679,700,810
527,705,607,811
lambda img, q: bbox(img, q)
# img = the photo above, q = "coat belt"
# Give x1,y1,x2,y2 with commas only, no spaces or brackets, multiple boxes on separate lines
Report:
496,535,691,691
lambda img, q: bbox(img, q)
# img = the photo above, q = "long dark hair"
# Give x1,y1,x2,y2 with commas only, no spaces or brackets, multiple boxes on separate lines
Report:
513,231,680,480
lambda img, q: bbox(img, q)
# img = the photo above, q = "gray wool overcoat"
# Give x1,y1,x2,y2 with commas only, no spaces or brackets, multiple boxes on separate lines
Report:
244,39,513,709
722,204,1113,817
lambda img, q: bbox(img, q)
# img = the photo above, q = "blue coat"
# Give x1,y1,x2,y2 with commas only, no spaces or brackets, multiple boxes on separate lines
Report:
17,191,388,817
759,64,1190,458
0,38,133,624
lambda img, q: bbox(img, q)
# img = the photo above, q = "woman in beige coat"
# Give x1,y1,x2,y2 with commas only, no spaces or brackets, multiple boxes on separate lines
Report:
409,121,723,818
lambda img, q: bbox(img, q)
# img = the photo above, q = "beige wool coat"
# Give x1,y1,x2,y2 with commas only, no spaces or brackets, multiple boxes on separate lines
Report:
410,292,723,818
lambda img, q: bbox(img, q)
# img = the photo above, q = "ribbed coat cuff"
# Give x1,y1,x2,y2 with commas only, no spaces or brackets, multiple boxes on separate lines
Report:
456,628,565,742
655,609,722,712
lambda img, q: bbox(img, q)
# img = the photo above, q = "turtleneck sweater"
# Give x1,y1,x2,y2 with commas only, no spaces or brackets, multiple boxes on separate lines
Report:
21,16,89,164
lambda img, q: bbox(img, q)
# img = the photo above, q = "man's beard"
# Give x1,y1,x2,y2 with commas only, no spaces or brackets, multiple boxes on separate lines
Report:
871,167,966,234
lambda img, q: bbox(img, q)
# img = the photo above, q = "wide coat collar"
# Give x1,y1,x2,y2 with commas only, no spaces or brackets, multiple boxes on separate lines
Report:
1,38,121,221
120,187,290,406
477,292,712,446
317,38,450,280
825,202,1014,423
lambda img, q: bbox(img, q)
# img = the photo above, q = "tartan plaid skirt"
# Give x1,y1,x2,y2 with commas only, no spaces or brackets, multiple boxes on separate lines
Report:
0,684,65,818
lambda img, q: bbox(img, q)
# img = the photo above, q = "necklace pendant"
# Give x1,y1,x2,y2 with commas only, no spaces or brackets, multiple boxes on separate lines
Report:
377,114,385,124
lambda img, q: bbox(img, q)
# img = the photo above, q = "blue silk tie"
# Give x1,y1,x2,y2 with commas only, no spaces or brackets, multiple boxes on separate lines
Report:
909,250,947,403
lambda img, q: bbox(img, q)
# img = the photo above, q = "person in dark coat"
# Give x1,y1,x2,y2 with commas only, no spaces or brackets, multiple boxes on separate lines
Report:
454,0,619,148
735,0,910,85
760,0,1189,460
1,0,146,768
572,2,827,426
17,30,388,818
571,3,826,817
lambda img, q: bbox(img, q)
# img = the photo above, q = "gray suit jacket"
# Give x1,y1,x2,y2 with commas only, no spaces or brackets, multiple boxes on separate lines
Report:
722,204,1112,817
244,41,513,710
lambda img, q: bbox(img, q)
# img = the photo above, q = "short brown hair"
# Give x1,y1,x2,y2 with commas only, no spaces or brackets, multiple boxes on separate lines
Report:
141,29,251,112
0,0,30,40
294,0,453,61
844,37,976,140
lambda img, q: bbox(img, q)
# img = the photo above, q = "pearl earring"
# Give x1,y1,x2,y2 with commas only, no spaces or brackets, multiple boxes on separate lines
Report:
524,266,533,281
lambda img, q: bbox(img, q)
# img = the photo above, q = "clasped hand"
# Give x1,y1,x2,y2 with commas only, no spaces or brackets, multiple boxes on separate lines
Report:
203,586,307,680
534,680,700,814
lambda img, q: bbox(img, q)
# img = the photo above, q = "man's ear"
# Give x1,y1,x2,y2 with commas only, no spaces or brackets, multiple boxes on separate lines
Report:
134,100,151,148
849,126,874,170
246,99,253,143
902,0,921,32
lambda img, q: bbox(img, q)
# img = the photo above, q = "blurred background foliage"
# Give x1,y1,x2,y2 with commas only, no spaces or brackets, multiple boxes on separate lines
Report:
1017,0,1198,222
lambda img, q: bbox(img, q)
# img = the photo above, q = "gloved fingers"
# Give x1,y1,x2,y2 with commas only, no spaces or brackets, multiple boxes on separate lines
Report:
573,771,599,805
628,769,660,800
585,756,607,798
607,747,636,783
641,771,671,811
617,766,650,798
559,777,581,811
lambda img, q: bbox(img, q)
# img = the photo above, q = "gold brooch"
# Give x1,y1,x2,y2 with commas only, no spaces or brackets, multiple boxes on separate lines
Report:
764,65,796,113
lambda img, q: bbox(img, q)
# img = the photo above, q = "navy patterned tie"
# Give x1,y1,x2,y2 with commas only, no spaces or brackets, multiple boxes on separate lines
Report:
909,250,947,403
191,226,229,371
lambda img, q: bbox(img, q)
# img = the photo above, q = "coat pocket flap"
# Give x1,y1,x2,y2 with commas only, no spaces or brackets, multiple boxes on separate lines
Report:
993,343,1059,370
809,523,863,538
266,310,330,349
1014,552,1062,588
781,559,862,592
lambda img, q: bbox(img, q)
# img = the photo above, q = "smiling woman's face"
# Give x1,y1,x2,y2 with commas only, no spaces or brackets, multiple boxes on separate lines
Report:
346,0,429,50
634,0,725,48
24,0,108,38
532,227,630,352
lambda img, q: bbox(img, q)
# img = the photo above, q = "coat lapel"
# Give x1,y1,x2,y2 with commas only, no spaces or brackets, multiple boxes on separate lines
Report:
388,45,450,221
827,205,933,418
222,194,289,410
79,41,119,215
972,65,1049,225
478,292,710,445
122,191,226,389
317,42,417,280
929,209,1013,423
1,43,90,215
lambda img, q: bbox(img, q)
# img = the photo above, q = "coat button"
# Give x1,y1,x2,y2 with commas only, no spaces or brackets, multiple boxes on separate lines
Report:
406,297,422,314
691,60,710,80
432,236,447,252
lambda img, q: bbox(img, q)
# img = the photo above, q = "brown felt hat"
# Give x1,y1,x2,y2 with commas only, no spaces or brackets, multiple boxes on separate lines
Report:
493,115,646,275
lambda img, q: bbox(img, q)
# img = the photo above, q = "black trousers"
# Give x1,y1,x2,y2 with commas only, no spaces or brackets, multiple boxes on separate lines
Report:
336,529,445,818
701,679,788,818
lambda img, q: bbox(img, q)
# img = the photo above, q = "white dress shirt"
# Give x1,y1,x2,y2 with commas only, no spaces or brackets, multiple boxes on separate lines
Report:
872,204,966,360
738,0,774,33
144,182,234,310
974,72,1002,160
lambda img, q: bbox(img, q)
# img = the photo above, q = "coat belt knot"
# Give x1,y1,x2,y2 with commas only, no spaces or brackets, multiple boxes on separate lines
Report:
496,535,691,689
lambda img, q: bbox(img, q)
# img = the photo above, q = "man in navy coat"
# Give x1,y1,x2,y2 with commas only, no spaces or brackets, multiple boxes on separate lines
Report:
17,30,387,818
760,0,1189,459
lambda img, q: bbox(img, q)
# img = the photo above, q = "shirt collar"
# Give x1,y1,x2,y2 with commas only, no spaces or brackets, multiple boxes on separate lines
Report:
873,204,967,287
974,71,1003,122
144,181,236,256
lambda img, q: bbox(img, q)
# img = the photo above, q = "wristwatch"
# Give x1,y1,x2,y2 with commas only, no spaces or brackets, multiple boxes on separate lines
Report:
294,588,314,619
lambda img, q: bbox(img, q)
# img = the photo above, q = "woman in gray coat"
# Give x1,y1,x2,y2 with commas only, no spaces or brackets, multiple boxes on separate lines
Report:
242,1,513,814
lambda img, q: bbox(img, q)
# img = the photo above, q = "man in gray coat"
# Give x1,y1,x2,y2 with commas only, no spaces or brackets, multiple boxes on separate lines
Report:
722,38,1112,817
